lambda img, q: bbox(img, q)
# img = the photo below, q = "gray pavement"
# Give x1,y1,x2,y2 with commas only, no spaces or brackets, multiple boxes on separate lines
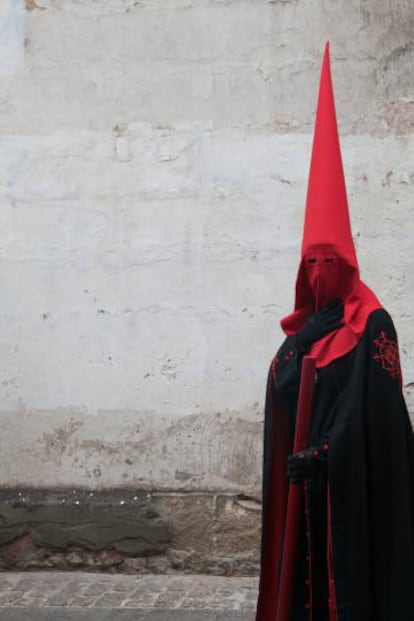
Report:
0,572,258,621
0,612,252,620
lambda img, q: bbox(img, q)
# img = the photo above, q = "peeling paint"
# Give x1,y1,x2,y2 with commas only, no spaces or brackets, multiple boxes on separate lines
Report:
42,419,83,455
25,0,46,11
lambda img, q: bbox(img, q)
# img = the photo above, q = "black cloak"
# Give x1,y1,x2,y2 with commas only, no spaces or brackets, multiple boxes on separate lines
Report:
256,308,414,620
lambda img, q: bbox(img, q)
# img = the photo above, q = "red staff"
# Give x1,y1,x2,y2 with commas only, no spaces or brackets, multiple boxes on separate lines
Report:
276,355,316,621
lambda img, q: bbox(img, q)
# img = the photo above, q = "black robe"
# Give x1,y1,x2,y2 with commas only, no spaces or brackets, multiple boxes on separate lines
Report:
256,308,414,621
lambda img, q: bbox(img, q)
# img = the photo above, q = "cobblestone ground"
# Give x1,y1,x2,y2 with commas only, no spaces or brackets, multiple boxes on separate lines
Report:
0,572,258,620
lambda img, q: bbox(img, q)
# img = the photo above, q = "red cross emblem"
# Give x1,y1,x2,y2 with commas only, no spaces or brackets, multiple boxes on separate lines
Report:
373,330,402,383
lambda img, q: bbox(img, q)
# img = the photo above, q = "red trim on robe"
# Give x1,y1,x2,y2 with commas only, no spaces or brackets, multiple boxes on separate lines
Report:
327,482,338,621
255,383,290,619
304,481,314,621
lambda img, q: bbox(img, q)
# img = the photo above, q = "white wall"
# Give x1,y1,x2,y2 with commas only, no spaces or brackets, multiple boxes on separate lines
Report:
0,0,413,490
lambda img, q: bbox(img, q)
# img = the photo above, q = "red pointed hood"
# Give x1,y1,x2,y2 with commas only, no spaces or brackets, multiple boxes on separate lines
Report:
302,42,358,267
280,43,382,368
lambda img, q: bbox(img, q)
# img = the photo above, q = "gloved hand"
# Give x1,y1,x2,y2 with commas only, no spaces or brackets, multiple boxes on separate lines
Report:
294,299,344,352
287,446,328,484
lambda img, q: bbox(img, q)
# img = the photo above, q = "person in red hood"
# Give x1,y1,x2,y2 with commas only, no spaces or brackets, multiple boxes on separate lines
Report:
255,43,414,621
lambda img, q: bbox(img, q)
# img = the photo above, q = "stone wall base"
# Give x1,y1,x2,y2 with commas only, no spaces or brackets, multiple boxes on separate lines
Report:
0,488,261,576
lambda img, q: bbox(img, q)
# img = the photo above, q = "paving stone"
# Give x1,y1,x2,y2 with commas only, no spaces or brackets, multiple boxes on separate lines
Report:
0,572,258,619
0,610,107,620
0,611,231,621
216,614,255,621
0,611,148,620
0,608,255,620
142,613,216,621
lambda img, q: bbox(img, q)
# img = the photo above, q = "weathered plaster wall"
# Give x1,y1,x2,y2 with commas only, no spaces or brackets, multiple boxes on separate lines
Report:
0,0,413,493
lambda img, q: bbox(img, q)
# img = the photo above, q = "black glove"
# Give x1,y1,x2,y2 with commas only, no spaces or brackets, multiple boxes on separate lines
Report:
286,446,328,484
294,300,344,352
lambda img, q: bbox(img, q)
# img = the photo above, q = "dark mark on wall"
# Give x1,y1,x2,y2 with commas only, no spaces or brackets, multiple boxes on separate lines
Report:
93,466,102,478
175,470,193,481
